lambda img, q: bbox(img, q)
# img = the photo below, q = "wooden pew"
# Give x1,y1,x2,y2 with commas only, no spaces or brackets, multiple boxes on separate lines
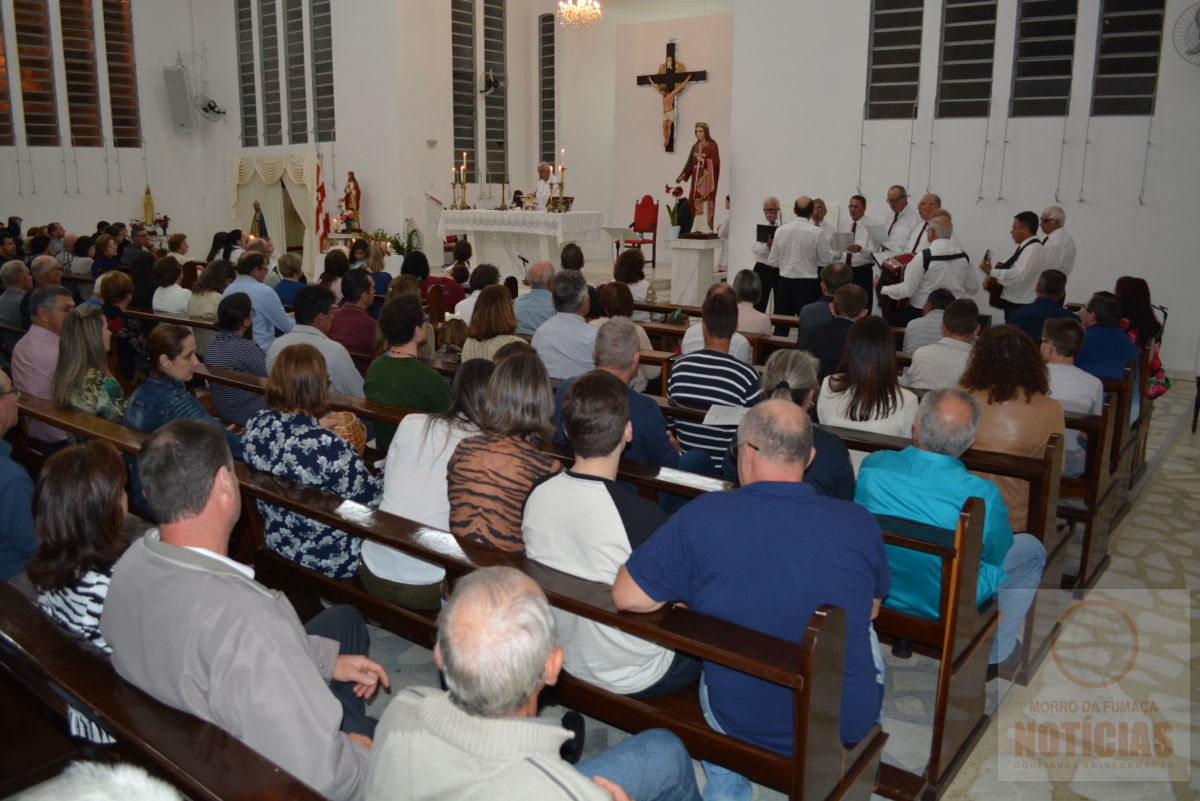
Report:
18,395,886,801
1097,362,1137,523
633,300,800,332
0,582,327,801
1058,399,1120,594
827,427,1065,688
870,500,997,801
192,363,729,502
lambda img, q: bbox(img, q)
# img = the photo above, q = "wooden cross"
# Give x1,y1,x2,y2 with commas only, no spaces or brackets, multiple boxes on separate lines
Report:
636,40,708,153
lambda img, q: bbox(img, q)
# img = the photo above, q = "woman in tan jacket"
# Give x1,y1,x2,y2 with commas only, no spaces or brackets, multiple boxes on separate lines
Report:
959,325,1065,533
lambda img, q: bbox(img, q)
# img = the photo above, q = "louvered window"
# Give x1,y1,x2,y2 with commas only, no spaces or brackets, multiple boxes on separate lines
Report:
59,0,102,146
451,0,477,182
284,0,307,144
936,0,998,118
538,13,555,165
0,11,16,146
236,0,257,146
1090,0,1164,116
310,0,334,142
259,0,282,145
481,0,506,183
14,0,59,146
1010,0,1077,117
102,0,140,147
866,0,923,119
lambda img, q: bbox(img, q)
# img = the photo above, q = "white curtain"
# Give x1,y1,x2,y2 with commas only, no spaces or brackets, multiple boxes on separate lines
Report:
231,154,320,278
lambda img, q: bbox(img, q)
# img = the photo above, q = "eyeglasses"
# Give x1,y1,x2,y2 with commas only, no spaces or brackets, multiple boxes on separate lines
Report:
1039,217,1053,223
886,196,904,204
737,440,760,453
0,388,20,400
763,207,779,212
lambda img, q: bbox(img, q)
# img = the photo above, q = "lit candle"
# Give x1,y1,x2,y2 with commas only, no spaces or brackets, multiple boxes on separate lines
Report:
462,151,467,171
452,167,457,184
460,165,466,183
560,147,565,172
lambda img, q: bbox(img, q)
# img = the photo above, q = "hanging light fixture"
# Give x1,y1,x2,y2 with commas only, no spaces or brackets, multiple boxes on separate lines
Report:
557,0,602,33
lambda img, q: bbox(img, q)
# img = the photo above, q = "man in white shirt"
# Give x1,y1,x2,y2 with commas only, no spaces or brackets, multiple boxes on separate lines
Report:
883,185,920,252
1039,205,1076,277
900,298,979,391
1041,317,1103,478
750,196,782,313
980,211,1045,320
534,162,553,210
838,194,879,314
765,196,834,324
879,216,977,325
896,193,941,254
267,285,364,397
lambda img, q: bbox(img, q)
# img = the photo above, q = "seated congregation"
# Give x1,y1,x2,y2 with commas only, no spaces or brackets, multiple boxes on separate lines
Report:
0,204,1170,801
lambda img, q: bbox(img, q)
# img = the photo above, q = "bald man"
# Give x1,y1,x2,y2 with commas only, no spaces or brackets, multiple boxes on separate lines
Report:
765,196,835,326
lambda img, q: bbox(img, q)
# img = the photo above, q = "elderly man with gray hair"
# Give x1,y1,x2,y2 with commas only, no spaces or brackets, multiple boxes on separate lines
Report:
514,260,555,335
878,214,976,326
366,565,701,801
12,284,75,452
1038,205,1075,276
532,269,596,380
0,260,33,346
855,388,1046,679
20,254,74,330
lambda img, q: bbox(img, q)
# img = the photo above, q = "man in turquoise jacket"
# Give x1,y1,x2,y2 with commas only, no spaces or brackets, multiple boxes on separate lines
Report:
855,388,1046,676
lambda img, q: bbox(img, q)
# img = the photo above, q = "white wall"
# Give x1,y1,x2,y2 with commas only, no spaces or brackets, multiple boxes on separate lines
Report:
613,13,732,257
730,0,1200,372
0,0,237,247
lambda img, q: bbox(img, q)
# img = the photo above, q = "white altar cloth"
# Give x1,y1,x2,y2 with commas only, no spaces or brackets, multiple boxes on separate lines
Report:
439,210,605,279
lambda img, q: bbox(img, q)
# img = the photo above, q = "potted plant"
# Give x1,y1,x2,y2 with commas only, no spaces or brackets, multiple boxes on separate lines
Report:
663,184,688,238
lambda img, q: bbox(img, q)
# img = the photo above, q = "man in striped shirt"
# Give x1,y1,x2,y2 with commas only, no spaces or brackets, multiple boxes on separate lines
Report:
666,290,761,471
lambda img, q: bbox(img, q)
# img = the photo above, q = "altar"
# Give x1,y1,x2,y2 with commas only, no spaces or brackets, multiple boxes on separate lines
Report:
439,209,605,279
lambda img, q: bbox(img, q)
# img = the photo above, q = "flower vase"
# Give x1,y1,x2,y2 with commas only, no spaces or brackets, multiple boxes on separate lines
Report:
668,224,681,240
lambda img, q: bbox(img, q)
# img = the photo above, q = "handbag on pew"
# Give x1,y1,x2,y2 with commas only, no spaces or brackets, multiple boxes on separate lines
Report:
323,411,367,456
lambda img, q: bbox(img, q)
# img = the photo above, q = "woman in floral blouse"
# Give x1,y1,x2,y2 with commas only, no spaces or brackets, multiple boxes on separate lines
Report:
242,343,382,578
51,304,125,422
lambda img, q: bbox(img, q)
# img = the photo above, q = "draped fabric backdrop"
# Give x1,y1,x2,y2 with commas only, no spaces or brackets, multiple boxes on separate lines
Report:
231,155,320,278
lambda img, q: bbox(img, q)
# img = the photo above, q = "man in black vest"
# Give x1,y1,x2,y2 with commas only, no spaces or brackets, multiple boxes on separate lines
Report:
979,211,1044,321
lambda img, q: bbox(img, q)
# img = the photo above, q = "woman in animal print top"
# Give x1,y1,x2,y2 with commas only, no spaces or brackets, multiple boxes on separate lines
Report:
447,352,562,553
27,440,128,651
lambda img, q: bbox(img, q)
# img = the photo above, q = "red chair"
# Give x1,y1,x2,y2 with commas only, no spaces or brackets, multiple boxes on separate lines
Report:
613,195,660,270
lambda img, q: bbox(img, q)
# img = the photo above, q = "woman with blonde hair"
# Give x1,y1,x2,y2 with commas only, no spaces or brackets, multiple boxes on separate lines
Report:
366,242,392,297
242,343,381,578
461,284,524,361
51,305,126,421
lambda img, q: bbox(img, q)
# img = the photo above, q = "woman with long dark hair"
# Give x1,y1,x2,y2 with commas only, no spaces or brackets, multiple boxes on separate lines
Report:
1113,276,1170,398
816,315,918,441
959,325,1064,533
447,352,562,553
361,358,496,608
27,440,127,651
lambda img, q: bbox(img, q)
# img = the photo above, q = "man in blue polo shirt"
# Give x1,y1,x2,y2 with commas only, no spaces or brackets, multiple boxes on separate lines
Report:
855,388,1046,677
1075,291,1140,420
614,400,888,799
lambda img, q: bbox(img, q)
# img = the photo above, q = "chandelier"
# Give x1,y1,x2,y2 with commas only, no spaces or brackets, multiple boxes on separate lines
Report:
557,0,602,33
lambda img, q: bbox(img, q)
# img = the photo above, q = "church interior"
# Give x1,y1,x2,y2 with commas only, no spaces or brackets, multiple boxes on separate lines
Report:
0,0,1197,799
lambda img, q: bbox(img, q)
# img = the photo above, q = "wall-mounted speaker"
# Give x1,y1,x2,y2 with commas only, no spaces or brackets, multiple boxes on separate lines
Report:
163,65,195,130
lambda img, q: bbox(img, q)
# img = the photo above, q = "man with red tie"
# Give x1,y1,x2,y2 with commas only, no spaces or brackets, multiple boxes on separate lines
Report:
838,194,879,313
883,185,920,252
901,194,942,254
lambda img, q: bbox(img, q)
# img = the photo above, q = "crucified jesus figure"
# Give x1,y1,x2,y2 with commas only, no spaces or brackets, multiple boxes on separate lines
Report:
648,74,690,151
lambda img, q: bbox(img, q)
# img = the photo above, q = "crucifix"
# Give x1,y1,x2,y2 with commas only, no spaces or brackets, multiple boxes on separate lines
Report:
636,40,707,153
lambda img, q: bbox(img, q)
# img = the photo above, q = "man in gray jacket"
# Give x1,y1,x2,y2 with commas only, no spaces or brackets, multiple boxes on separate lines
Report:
101,419,389,801
366,566,700,801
